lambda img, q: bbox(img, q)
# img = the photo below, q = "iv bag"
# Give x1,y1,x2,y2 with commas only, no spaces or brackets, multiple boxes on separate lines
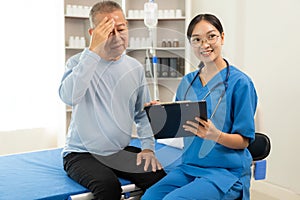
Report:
144,1,158,28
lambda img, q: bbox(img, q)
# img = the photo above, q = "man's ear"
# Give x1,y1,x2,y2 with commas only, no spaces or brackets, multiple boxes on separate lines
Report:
88,28,93,36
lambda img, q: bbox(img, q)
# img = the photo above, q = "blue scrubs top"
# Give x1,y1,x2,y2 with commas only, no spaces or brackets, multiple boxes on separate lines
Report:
175,65,258,199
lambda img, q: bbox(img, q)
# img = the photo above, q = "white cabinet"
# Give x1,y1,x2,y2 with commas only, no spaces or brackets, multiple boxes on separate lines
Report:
64,0,98,60
123,0,190,102
64,0,190,129
64,0,100,130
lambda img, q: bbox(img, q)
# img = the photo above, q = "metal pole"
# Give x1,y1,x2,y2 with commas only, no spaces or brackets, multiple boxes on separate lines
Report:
149,28,159,100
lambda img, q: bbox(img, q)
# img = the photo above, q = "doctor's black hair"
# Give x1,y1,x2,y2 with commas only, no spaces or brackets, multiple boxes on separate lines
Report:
187,14,224,42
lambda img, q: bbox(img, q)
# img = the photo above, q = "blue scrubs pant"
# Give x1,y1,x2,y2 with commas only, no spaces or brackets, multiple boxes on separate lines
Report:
142,168,242,200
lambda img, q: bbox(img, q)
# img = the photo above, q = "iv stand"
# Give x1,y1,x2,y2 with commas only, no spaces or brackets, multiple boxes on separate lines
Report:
148,27,159,100
144,0,159,100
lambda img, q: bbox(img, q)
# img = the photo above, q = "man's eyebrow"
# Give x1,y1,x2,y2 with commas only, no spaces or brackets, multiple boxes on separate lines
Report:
116,22,127,27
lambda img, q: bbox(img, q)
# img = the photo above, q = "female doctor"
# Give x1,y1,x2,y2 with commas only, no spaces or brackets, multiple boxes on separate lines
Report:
142,14,258,200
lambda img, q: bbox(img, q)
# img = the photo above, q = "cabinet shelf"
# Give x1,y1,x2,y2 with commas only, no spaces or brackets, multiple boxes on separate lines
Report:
127,47,185,51
66,106,72,112
127,17,186,21
66,47,185,51
65,16,186,21
65,15,89,19
66,109,72,113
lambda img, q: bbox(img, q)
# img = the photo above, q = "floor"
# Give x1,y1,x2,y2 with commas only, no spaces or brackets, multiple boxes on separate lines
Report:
251,190,279,200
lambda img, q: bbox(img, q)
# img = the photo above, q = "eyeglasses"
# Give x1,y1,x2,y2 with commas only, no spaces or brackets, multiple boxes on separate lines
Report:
190,34,220,47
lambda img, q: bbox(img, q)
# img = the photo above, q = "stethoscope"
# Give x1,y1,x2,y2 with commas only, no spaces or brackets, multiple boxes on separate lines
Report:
183,59,230,119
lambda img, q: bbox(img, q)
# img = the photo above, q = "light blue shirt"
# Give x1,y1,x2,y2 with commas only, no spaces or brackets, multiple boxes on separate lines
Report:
59,49,154,157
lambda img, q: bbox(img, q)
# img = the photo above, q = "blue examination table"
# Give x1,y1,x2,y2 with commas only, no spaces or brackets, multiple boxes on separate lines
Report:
0,139,182,200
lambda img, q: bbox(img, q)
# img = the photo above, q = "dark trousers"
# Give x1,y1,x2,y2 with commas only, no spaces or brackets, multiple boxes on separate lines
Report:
63,146,166,200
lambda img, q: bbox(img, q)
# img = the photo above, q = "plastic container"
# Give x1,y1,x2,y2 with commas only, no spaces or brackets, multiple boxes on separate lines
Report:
144,0,158,28
162,39,167,47
167,39,172,47
173,39,179,47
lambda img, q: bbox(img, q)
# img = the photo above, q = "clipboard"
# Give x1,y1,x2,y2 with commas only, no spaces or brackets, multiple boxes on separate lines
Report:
144,100,207,139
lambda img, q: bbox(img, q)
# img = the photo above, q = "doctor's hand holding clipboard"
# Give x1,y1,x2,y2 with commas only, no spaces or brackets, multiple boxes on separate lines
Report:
145,100,221,141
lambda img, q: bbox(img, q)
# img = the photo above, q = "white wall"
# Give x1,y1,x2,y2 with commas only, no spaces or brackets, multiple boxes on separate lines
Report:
190,0,300,197
189,0,245,68
0,128,57,155
0,0,66,155
243,0,300,196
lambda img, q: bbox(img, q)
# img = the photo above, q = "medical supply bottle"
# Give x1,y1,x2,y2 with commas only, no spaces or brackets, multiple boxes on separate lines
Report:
144,0,158,28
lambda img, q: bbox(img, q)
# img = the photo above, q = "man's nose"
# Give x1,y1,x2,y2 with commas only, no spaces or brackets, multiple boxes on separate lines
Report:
110,27,119,36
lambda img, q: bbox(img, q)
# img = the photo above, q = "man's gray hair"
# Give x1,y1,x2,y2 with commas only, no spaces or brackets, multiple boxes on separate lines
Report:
89,1,124,28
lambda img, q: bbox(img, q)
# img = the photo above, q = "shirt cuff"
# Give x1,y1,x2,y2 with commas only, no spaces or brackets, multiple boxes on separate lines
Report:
140,136,155,152
80,48,101,62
